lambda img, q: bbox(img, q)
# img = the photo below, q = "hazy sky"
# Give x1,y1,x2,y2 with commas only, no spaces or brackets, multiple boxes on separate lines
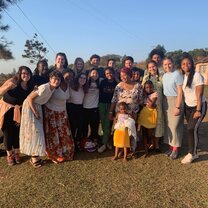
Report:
1,0,208,73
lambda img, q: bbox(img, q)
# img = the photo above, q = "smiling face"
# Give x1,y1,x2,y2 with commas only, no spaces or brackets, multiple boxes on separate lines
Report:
55,55,66,69
107,60,115,68
90,69,99,81
49,76,61,89
78,74,87,86
144,83,154,94
120,71,131,83
152,54,161,65
21,69,31,82
148,62,157,76
181,58,192,74
124,60,133,69
132,71,140,81
163,59,174,72
90,58,100,68
105,69,114,80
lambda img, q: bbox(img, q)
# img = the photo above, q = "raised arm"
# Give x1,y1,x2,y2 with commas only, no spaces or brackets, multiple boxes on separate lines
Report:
0,77,17,96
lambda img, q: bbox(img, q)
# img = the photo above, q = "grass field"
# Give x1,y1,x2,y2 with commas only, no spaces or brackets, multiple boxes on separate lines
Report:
0,88,208,208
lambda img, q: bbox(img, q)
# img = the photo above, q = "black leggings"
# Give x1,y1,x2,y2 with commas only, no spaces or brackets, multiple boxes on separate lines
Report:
67,103,84,142
2,108,20,151
185,102,207,155
83,108,99,140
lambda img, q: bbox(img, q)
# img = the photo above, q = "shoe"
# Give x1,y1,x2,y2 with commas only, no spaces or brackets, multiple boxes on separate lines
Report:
30,158,42,168
106,142,113,150
0,149,6,157
181,153,199,164
164,149,172,157
14,153,21,164
98,144,106,153
7,154,15,166
155,148,162,153
169,151,178,160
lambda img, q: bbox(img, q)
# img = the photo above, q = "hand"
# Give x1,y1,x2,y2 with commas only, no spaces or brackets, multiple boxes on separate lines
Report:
34,111,40,120
193,111,201,119
174,108,180,116
108,113,114,121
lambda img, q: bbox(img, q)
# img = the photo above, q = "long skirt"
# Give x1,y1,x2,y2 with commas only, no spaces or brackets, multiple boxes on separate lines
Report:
43,106,74,161
20,100,46,156
163,96,184,147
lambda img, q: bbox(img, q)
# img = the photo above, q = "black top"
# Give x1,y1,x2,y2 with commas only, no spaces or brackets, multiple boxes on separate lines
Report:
33,75,49,86
3,83,32,105
99,79,117,103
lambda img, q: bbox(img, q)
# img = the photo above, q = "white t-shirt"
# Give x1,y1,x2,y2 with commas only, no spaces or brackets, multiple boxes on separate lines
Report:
34,83,55,105
45,85,70,111
183,72,206,107
163,70,183,96
68,87,85,105
83,82,99,109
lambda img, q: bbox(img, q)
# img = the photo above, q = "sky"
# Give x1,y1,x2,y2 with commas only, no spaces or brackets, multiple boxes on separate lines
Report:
1,0,208,73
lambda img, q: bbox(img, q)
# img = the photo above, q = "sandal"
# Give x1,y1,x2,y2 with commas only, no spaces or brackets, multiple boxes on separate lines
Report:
30,159,42,168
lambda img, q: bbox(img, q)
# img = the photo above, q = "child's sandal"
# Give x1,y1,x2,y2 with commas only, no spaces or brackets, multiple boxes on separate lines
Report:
30,159,42,168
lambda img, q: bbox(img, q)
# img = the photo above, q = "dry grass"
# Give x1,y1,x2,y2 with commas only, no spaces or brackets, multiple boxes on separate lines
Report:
0,87,208,208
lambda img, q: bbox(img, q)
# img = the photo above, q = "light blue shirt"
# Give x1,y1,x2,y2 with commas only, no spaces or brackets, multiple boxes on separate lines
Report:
163,70,183,96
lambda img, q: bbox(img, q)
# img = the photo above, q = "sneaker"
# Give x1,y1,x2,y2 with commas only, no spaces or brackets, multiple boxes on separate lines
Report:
7,154,15,166
14,153,21,164
98,144,106,153
164,149,172,157
169,151,178,160
181,153,199,164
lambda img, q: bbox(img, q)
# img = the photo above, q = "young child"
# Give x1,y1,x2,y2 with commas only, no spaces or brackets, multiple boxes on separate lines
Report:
113,102,136,162
137,80,158,157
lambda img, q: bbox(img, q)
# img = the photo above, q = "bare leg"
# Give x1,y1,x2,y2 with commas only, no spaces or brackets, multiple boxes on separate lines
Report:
112,147,119,160
123,147,127,162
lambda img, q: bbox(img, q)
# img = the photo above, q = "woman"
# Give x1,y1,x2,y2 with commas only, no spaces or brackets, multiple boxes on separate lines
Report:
53,52,68,73
43,70,74,163
109,67,143,152
142,60,164,152
67,73,88,150
0,66,34,166
180,53,207,164
162,57,184,159
33,59,49,86
20,70,62,168
73,57,85,76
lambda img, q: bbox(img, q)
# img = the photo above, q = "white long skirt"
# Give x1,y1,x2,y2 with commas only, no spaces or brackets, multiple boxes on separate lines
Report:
20,100,46,156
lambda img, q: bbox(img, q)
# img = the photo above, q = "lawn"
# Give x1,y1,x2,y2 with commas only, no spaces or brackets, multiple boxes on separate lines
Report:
0,87,208,208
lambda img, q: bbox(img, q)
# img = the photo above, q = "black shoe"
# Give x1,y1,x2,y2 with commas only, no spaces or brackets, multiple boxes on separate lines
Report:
0,149,7,157
155,148,162,153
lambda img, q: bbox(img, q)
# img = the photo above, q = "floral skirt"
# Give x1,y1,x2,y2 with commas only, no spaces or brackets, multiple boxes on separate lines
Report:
43,106,74,161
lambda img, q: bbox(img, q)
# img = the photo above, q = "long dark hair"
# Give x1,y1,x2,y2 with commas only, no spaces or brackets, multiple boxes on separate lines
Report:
181,52,195,88
146,60,160,81
87,68,99,90
70,72,88,93
17,66,34,91
33,59,48,75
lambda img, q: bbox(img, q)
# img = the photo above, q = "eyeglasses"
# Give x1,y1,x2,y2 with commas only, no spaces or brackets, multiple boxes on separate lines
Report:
21,72,30,75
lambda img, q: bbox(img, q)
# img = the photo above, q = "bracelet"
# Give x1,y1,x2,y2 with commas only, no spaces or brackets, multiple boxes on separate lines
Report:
175,107,180,109
196,110,201,112
109,112,113,114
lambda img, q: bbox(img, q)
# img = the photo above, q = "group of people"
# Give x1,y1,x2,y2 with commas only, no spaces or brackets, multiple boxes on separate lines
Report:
0,49,206,168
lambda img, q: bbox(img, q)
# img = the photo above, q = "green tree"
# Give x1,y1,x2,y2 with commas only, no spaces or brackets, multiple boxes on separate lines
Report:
0,0,19,60
22,33,48,64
